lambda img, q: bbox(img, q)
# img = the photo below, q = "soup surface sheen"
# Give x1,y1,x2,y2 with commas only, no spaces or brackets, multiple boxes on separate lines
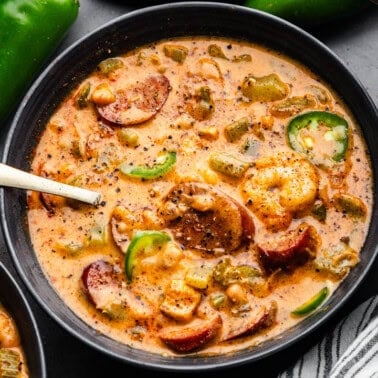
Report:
27,37,373,356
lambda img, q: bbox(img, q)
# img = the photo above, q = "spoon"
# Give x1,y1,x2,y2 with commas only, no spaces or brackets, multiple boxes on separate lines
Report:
0,163,101,206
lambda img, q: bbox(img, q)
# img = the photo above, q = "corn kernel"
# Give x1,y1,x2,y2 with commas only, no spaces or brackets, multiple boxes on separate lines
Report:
91,83,116,105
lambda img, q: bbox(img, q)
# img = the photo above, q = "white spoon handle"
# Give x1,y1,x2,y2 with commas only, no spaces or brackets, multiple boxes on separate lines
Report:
0,163,101,206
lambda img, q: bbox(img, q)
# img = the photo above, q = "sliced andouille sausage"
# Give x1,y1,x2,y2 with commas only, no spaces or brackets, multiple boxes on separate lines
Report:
159,182,255,252
81,260,154,319
221,301,277,342
81,260,125,317
158,314,222,353
257,223,316,272
96,74,170,126
81,260,120,306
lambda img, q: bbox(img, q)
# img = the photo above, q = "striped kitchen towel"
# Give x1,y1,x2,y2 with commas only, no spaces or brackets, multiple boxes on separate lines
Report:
278,295,378,378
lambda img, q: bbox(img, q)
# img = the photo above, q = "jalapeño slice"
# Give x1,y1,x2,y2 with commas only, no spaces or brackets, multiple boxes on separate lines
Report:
291,287,329,316
287,111,349,165
125,231,171,281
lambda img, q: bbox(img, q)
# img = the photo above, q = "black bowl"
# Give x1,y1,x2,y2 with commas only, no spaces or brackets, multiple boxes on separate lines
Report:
0,263,46,378
1,1,377,372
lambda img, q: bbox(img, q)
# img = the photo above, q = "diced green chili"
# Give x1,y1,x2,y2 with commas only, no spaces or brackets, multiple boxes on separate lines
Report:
224,117,250,143
125,231,171,280
88,225,108,246
101,303,127,320
198,86,212,103
98,58,124,75
333,193,367,219
213,258,261,287
209,152,249,178
287,111,349,163
163,44,189,63
191,86,215,120
241,73,288,103
232,54,252,63
314,242,359,278
55,225,108,256
76,82,91,109
311,200,327,222
270,95,316,118
291,287,328,316
210,292,226,308
208,44,229,59
118,151,177,180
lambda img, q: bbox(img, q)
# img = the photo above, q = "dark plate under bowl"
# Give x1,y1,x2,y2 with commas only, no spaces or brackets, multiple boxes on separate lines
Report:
1,1,377,372
0,263,46,378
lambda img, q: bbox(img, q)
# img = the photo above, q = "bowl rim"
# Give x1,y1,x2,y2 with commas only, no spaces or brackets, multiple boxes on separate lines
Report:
0,262,46,378
1,1,377,372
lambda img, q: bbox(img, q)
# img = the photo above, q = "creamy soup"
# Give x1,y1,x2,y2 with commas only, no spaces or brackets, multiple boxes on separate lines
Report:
27,37,373,356
0,304,29,377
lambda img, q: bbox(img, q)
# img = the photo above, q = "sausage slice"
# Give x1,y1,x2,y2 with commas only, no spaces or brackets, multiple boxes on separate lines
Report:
221,302,277,342
159,315,222,353
97,75,170,126
81,260,154,319
81,260,124,315
159,182,255,252
257,223,316,272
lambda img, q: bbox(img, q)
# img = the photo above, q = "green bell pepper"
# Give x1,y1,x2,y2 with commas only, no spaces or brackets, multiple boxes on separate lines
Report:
244,0,370,27
291,287,329,316
209,152,249,178
118,151,177,180
287,111,349,164
0,0,80,123
125,230,171,281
